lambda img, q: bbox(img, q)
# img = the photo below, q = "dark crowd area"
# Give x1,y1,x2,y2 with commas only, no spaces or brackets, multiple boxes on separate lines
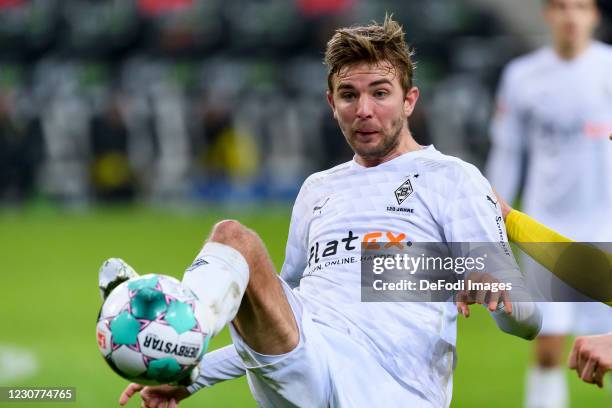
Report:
1,0,610,206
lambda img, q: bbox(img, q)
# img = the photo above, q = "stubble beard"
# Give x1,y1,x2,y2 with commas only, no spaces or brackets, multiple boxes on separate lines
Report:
348,116,406,161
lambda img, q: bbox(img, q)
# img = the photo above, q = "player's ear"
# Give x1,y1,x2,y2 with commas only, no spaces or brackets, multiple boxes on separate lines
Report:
403,87,419,117
327,90,338,120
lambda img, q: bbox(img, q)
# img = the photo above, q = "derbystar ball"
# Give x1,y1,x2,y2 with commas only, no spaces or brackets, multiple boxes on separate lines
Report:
96,274,212,385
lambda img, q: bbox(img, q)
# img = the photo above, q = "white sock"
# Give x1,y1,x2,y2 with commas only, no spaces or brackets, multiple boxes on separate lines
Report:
182,242,249,337
525,366,568,408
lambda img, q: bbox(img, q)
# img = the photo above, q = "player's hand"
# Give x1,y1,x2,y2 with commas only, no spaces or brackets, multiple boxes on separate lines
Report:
119,383,190,408
492,188,512,220
568,334,612,388
456,272,512,317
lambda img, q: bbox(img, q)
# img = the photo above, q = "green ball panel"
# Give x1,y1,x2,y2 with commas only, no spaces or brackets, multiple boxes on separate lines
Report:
147,358,182,383
164,301,196,334
130,287,167,320
110,311,140,345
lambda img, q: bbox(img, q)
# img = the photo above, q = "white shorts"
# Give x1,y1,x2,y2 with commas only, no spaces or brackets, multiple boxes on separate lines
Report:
229,278,435,408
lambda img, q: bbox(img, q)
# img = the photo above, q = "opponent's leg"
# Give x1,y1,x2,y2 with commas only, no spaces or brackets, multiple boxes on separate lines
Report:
525,336,568,408
182,220,299,355
534,335,567,368
523,256,572,408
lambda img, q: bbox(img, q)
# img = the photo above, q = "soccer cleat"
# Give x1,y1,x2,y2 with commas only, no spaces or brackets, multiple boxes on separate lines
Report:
98,258,140,301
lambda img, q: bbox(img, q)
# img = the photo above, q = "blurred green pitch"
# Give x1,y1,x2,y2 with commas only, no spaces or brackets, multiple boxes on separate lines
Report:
0,207,608,407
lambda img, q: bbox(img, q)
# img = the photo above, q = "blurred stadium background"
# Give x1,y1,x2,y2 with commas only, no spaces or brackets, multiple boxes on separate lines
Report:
1,0,611,407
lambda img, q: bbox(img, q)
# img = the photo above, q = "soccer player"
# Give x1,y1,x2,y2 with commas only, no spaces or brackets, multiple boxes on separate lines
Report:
115,17,541,407
485,0,612,406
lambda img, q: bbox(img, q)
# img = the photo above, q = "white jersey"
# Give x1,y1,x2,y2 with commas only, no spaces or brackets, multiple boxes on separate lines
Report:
280,146,517,406
190,146,541,407
487,42,612,240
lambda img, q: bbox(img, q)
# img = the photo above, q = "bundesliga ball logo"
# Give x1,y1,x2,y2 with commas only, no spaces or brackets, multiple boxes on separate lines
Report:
96,274,211,384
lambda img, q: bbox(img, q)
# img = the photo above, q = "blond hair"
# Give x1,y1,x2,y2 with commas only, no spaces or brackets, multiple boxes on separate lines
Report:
324,15,415,94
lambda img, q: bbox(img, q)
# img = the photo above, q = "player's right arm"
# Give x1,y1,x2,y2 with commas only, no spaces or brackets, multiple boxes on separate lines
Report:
187,344,246,390
496,192,612,305
119,383,188,407
485,64,525,203
119,345,246,406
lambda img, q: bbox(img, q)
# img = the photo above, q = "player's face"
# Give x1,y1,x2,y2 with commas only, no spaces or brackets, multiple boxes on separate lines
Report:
545,0,600,50
327,62,419,162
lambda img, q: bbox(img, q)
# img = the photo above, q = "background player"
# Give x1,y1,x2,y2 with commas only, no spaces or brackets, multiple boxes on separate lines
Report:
117,16,541,408
486,1,612,406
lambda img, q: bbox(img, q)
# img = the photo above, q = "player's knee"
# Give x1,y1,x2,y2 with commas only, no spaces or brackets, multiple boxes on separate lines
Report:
537,353,561,368
536,339,565,367
210,219,247,245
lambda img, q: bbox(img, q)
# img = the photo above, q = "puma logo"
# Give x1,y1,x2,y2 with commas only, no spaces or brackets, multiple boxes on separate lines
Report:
313,197,330,215
486,195,498,208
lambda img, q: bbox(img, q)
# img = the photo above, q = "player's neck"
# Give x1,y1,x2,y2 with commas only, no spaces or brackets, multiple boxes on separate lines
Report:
554,38,593,60
355,131,422,168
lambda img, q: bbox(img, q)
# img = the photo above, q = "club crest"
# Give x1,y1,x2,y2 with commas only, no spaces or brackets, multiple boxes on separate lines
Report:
395,178,413,205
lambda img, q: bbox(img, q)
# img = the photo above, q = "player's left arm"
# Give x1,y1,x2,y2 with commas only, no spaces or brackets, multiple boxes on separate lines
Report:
442,165,541,340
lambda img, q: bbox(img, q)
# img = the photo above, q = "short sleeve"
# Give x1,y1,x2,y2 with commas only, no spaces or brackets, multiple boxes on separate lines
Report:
280,182,311,289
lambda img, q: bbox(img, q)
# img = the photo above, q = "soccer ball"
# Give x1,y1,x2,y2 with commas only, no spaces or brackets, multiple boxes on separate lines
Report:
96,274,212,385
